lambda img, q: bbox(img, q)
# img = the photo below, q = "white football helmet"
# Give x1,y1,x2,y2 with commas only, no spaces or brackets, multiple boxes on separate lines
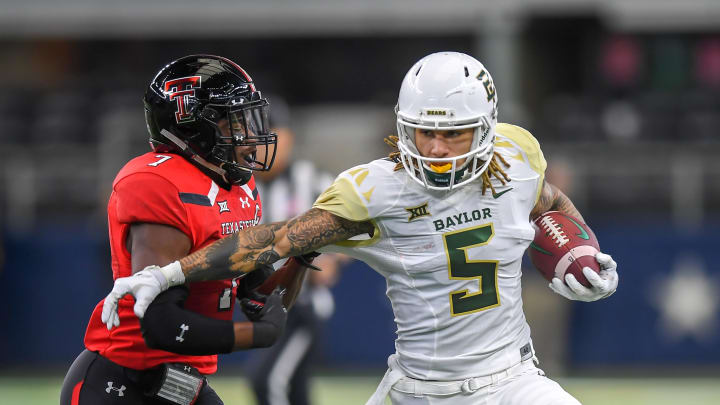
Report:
395,52,499,191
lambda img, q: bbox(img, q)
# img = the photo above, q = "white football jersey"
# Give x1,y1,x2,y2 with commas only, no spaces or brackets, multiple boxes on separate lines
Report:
313,123,547,380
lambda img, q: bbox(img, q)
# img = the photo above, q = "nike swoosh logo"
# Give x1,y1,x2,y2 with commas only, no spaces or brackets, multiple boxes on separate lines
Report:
492,188,513,199
566,216,590,240
529,242,553,256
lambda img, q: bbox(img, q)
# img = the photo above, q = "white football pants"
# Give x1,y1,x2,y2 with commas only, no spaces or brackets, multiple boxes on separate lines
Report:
385,360,581,405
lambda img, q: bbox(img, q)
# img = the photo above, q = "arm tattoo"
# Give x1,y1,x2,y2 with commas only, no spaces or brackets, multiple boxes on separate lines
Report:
179,208,373,282
285,208,372,256
530,180,585,223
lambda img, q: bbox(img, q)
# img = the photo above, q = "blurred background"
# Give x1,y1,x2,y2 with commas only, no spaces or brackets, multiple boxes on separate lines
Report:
1,0,719,404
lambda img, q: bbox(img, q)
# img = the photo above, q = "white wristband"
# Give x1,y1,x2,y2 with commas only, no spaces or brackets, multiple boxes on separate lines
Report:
159,260,186,287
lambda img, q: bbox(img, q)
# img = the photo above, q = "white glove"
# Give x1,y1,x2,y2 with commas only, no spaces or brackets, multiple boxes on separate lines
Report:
101,261,185,330
549,252,618,302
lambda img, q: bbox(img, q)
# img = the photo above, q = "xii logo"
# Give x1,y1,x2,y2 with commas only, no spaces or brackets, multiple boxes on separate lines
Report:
164,76,202,123
405,202,431,222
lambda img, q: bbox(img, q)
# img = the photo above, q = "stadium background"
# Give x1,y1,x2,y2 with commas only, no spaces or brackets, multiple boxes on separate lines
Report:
1,0,719,403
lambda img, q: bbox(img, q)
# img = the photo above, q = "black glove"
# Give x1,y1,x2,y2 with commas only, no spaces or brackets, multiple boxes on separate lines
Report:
240,287,288,348
237,264,274,299
294,251,322,271
141,286,235,355
239,290,268,321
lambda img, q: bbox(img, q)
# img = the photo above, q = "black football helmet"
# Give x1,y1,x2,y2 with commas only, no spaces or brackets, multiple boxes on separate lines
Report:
144,54,277,187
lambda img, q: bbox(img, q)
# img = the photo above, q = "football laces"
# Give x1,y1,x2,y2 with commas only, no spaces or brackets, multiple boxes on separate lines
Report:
539,216,569,247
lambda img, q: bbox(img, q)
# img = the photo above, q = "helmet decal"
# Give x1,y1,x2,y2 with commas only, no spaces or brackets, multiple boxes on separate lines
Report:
163,76,202,123
477,69,497,104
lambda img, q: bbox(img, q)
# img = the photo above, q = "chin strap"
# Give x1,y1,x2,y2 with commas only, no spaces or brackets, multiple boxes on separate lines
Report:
160,129,252,186
160,129,228,177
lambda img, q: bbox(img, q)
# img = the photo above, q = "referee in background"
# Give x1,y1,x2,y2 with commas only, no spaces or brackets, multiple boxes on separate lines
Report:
248,93,346,405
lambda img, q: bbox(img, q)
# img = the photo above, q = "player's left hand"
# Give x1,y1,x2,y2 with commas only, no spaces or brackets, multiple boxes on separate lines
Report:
101,262,185,330
237,264,274,300
549,252,618,302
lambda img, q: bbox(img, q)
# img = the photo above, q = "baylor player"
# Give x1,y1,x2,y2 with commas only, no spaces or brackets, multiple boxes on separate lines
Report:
102,52,618,405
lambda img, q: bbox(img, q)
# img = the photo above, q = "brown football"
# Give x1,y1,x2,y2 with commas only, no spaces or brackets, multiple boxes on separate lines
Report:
254,257,310,308
529,211,600,287
255,262,298,295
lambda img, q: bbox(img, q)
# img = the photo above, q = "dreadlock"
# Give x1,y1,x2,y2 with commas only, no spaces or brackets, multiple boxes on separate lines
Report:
384,135,404,170
384,134,511,195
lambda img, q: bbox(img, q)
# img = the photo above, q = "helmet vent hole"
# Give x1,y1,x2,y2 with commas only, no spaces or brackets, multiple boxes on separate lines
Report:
464,66,469,77
415,66,422,76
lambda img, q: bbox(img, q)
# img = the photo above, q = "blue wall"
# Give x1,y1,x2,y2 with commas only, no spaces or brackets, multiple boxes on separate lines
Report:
569,221,720,367
0,223,111,367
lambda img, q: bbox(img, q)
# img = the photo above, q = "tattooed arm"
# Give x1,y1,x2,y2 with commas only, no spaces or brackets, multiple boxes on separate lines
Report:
179,208,373,283
102,208,373,328
530,180,584,222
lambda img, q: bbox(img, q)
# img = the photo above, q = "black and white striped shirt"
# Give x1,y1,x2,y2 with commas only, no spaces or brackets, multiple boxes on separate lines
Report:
255,160,335,224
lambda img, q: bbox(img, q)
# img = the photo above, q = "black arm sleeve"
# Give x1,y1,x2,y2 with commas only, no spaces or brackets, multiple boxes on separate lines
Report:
140,286,235,355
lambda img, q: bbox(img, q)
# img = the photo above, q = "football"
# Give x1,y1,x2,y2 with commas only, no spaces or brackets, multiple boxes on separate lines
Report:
255,262,298,295
255,257,311,308
529,211,600,287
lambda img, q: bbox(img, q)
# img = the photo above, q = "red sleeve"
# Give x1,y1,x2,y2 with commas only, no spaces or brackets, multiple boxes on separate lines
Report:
114,172,192,237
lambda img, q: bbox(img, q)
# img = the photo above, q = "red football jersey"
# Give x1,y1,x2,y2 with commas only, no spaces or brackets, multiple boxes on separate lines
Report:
84,152,262,374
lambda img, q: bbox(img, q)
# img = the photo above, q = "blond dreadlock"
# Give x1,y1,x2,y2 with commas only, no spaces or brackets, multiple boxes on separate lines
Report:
481,152,511,196
384,134,511,195
384,135,404,171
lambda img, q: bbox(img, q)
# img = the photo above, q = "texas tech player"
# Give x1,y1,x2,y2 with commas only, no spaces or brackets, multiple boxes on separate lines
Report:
61,55,300,405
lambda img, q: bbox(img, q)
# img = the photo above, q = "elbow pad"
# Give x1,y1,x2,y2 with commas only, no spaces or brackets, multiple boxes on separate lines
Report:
141,286,235,355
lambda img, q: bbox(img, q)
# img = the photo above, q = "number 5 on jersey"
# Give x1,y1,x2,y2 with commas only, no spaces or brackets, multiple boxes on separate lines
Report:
443,223,500,316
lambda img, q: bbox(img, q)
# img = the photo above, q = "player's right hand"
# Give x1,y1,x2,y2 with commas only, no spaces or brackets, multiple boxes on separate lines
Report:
549,252,618,302
101,263,182,330
241,287,288,348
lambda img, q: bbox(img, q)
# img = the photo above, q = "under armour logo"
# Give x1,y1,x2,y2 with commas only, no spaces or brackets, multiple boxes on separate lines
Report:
184,366,192,372
106,381,126,397
176,323,189,342
218,200,230,213
239,197,250,208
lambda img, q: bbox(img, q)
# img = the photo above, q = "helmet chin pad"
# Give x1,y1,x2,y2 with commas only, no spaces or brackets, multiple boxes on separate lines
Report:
423,165,468,188
222,163,253,185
